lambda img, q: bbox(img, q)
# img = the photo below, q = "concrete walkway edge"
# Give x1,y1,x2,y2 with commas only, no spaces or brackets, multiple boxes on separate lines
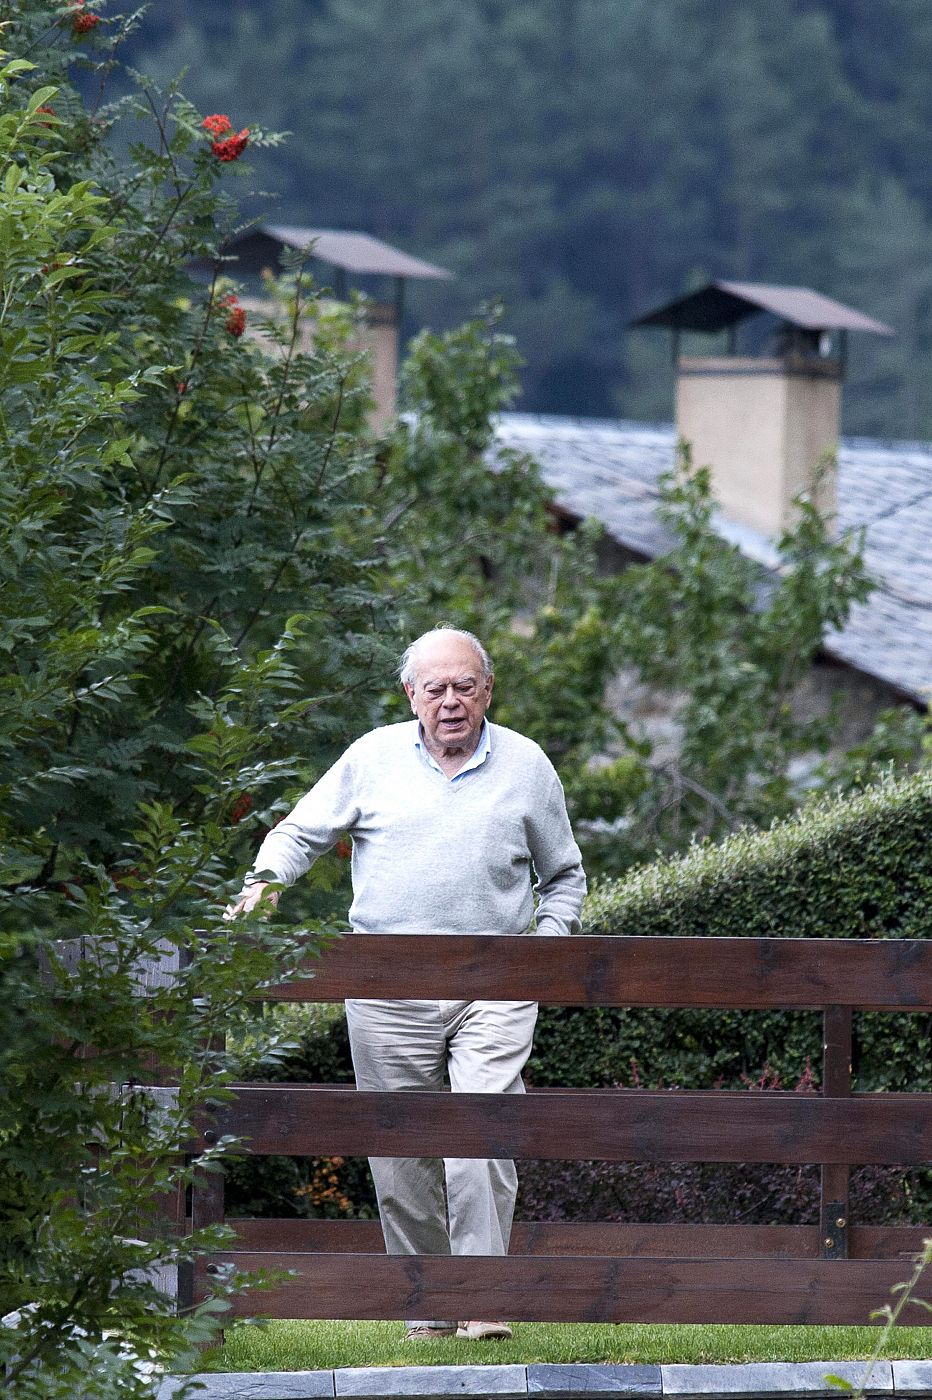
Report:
155,1359,932,1399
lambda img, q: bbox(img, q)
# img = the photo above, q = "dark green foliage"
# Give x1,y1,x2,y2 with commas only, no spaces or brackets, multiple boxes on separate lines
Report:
125,0,932,437
0,3,593,1388
527,1007,823,1092
224,1014,378,1222
607,451,875,853
585,768,932,941
0,8,356,1381
565,451,880,876
573,767,932,1159
515,1160,927,1227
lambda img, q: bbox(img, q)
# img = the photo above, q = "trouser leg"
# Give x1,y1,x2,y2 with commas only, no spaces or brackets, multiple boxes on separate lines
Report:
345,998,456,1330
444,999,538,1257
345,998,450,1253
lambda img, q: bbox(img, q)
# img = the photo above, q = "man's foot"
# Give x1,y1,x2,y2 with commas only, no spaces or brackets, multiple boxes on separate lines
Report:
403,1325,457,1342
456,1320,513,1340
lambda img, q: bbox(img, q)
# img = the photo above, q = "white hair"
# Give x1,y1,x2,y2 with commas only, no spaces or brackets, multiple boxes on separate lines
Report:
399,626,494,688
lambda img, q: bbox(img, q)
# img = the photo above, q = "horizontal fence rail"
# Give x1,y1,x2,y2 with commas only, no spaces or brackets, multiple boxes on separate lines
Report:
186,933,932,1326
207,1253,919,1326
268,933,932,1010
204,1086,932,1164
227,1218,932,1260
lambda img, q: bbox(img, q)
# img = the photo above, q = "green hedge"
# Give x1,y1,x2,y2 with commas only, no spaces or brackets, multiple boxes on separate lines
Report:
582,769,932,940
533,770,932,1105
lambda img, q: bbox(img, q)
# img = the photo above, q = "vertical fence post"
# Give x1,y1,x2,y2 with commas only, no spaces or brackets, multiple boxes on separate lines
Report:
187,1013,226,1304
183,1105,228,1324
820,1003,852,1259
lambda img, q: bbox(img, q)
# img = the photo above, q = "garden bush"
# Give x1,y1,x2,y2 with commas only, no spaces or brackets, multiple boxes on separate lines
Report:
584,768,932,943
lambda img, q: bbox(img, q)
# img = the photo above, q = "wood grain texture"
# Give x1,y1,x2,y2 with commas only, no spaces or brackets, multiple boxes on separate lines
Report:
225,1218,932,1261
820,1005,853,1258
264,934,932,1010
205,1252,912,1325
215,1085,932,1164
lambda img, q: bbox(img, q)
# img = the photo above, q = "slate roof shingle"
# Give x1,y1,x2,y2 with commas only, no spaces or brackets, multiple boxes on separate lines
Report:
495,413,932,703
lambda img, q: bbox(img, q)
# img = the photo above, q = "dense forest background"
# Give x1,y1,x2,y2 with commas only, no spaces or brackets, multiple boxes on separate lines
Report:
124,0,932,436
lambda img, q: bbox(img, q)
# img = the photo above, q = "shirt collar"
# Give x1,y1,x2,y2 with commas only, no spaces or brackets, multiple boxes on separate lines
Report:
414,718,491,780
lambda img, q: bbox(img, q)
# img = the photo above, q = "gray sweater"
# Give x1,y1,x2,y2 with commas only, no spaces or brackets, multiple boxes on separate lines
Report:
247,719,586,936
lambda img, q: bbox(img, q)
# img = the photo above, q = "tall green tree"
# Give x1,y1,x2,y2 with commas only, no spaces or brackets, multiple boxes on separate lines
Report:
124,0,932,435
0,3,600,1390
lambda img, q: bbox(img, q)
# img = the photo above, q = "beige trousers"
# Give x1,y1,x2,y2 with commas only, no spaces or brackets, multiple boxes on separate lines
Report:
345,997,538,1328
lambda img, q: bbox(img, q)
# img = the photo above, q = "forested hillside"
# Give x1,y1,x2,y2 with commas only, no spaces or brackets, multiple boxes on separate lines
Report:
126,0,932,435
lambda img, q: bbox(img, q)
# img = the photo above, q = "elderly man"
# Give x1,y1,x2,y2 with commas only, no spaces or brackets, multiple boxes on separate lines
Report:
228,626,585,1341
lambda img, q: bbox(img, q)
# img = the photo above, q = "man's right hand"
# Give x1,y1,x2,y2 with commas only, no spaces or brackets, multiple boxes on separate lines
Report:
223,881,280,921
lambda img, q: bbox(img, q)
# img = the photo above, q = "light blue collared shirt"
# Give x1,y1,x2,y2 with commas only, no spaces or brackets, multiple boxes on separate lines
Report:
414,717,491,782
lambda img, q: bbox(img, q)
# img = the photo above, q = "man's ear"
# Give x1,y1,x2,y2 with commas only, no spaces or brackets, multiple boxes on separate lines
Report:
403,681,417,713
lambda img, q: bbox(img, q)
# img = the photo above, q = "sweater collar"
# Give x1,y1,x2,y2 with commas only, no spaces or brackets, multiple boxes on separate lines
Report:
414,718,491,781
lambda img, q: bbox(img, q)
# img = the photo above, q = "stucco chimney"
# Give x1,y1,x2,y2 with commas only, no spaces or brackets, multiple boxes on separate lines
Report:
362,302,399,433
631,281,894,538
675,352,840,536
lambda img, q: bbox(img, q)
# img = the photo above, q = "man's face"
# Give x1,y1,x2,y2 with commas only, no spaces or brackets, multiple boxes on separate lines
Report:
404,634,493,756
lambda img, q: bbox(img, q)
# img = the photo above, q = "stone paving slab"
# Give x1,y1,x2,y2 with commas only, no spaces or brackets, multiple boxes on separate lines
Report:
662,1361,894,1396
156,1373,334,1398
890,1361,932,1395
154,1360,920,1400
335,1364,527,1396
528,1363,661,1394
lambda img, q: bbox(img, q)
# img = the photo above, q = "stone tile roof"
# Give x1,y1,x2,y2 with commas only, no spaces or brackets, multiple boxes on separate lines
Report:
495,413,932,703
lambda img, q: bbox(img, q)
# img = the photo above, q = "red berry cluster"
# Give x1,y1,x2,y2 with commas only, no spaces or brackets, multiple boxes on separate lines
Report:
219,292,247,338
202,113,250,161
70,1,100,33
229,793,254,825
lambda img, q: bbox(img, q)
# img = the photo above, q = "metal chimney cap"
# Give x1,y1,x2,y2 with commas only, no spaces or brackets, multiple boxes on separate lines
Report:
227,225,453,281
630,280,894,337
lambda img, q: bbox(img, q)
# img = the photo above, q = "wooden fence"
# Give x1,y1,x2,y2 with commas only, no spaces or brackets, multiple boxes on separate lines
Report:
187,934,932,1325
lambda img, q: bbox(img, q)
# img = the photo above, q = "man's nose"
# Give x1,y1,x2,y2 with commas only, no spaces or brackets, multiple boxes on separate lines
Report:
440,686,463,707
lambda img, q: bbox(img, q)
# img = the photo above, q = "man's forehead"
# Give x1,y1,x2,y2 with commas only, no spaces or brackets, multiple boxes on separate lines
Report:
413,638,483,680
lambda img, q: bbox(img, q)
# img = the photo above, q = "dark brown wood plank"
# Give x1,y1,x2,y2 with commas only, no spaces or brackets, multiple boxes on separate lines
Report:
191,1158,225,1233
852,1226,932,1259
820,1006,852,1258
227,1218,932,1261
214,1085,932,1164
207,1252,913,1325
228,1218,822,1258
267,934,932,1010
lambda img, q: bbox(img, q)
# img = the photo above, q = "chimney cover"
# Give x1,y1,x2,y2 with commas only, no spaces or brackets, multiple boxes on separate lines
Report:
630,280,894,338
228,225,452,282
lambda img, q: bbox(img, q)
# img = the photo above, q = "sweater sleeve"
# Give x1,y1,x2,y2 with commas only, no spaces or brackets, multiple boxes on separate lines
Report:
527,769,586,936
243,748,362,891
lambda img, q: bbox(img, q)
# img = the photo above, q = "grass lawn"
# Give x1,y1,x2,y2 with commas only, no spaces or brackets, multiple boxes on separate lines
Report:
202,1320,932,1372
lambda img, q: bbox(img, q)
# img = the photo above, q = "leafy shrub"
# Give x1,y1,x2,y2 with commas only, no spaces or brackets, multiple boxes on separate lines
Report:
516,1161,926,1226
584,768,932,942
225,1015,378,1222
